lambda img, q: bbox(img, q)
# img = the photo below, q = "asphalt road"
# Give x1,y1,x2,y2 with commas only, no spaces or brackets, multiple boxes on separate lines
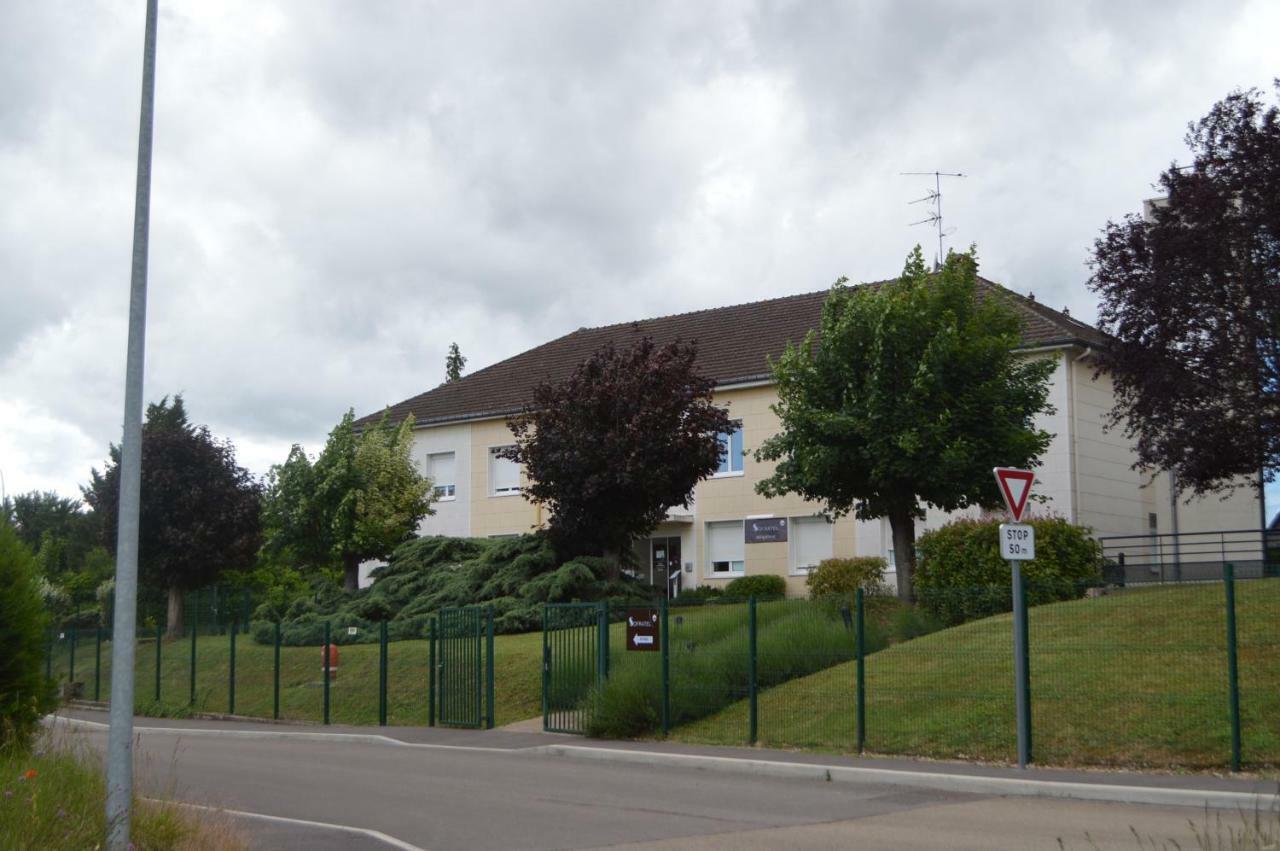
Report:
58,718,1251,850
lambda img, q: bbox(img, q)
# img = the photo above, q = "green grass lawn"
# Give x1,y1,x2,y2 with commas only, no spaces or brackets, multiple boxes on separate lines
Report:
47,627,545,728
673,580,1280,771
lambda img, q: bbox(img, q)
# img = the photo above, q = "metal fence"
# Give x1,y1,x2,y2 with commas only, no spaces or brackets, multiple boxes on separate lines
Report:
45,604,495,730
556,569,1278,771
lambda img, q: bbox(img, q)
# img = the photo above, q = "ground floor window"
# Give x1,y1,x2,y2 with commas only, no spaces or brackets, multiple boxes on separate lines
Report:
790,516,833,573
707,520,745,576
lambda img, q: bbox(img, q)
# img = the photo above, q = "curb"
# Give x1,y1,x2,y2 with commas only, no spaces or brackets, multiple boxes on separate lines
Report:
49,714,1274,813
540,745,1276,813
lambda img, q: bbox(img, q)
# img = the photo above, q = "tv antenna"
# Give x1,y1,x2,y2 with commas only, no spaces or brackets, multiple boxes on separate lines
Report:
901,171,966,267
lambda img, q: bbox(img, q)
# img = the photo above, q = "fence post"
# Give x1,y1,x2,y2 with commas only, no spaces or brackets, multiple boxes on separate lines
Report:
596,601,609,684
189,617,197,706
855,587,866,754
378,620,388,727
1224,563,1242,771
322,621,331,726
485,607,496,730
660,597,670,737
94,626,103,702
228,621,237,715
272,621,281,721
154,622,162,704
428,619,436,727
748,596,758,745
69,626,78,685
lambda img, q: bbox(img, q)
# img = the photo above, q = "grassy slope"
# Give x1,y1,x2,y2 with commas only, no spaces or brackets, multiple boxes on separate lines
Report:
674,581,1280,770
49,629,545,728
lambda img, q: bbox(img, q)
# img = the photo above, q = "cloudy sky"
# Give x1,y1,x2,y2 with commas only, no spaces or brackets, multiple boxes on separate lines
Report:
2,0,1276,513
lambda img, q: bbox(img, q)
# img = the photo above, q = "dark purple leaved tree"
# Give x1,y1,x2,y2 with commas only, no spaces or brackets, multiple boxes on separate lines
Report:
1088,83,1280,497
504,338,732,565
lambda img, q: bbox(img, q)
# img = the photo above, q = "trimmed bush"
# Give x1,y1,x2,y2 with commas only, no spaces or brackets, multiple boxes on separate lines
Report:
674,585,723,604
723,574,786,600
0,524,56,749
255,533,651,644
806,557,886,601
915,516,1102,625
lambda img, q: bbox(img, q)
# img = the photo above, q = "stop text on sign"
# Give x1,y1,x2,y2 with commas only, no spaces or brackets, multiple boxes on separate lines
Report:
999,523,1036,560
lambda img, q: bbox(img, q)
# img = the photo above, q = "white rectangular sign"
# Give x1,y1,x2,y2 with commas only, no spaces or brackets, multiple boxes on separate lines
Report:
999,523,1035,560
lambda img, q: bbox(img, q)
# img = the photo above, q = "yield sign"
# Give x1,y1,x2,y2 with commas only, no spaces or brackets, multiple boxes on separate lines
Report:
993,467,1035,522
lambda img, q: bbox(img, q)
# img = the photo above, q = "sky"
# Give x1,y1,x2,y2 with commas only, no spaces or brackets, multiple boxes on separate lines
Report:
1,0,1277,516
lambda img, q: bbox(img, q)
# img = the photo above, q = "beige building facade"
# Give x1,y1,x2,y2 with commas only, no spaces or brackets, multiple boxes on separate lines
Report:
361,282,1262,596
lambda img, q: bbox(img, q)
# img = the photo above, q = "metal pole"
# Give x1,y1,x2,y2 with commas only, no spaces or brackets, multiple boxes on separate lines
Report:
748,596,758,745
855,587,866,754
428,619,436,727
94,627,103,702
190,591,198,701
106,1,157,845
1224,563,1242,771
228,622,237,715
154,623,161,704
660,598,670,737
1012,561,1031,768
272,621,281,721
378,620,388,727
485,607,495,730
323,621,331,725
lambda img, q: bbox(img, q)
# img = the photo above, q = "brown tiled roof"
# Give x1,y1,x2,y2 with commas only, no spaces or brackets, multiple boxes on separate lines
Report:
357,277,1106,429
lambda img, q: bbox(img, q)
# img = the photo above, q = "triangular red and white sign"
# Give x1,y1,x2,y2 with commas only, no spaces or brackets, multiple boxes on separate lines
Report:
993,467,1035,522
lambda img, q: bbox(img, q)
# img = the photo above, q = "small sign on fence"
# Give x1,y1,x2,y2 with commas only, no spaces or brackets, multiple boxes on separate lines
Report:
626,608,660,652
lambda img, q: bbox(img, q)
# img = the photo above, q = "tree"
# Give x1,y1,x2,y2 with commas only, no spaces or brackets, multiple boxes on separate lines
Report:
1088,83,1280,497
84,396,262,637
755,247,1056,601
504,337,732,562
264,410,433,592
0,523,56,749
4,491,98,579
445,342,466,384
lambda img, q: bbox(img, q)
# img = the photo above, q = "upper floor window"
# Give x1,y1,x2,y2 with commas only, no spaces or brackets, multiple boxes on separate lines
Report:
714,422,744,476
426,451,456,500
490,446,521,496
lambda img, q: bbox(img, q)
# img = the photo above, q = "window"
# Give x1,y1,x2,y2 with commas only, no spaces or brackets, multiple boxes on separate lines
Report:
790,516,833,573
489,446,521,495
707,520,745,575
426,451,456,499
714,422,744,476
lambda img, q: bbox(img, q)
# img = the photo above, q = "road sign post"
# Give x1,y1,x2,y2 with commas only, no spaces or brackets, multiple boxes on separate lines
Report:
994,468,1036,768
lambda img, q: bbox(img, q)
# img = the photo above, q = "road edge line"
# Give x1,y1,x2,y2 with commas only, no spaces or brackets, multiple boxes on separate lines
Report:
148,798,426,851
49,715,516,753
539,744,1274,812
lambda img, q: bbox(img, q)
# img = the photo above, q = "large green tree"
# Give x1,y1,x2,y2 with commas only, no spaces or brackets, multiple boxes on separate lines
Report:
264,410,433,592
756,247,1056,600
504,337,732,563
84,396,262,636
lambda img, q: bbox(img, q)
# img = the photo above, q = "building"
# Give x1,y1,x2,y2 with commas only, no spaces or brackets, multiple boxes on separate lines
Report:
356,278,1260,596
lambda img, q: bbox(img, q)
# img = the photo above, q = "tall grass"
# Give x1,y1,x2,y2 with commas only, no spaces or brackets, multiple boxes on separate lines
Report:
0,732,246,850
587,600,858,737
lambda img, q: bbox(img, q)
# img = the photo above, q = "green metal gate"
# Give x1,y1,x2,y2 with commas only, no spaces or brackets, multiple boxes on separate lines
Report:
435,606,495,729
543,602,609,734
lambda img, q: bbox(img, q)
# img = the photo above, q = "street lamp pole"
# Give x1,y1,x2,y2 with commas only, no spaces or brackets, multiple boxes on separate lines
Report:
105,1,157,848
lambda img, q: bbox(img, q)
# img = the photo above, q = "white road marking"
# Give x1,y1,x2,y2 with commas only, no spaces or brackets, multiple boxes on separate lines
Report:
149,798,426,851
